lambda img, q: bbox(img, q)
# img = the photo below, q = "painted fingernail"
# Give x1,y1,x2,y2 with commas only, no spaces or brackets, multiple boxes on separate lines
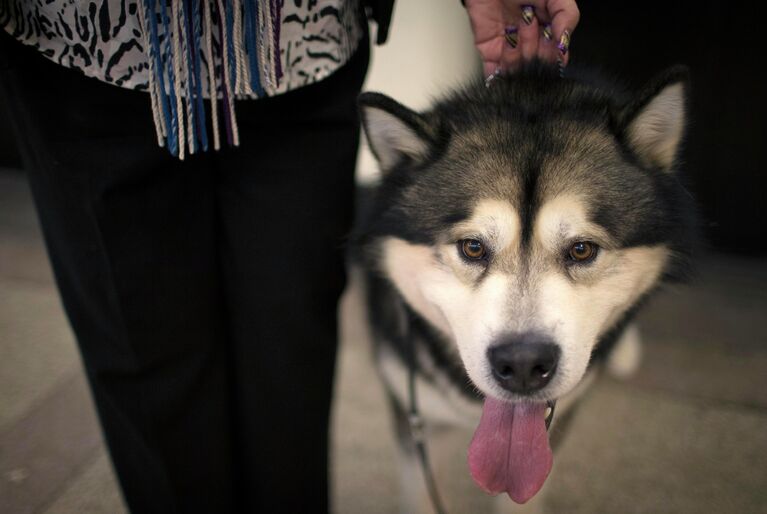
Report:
558,29,571,55
521,5,535,25
505,26,519,48
542,24,553,41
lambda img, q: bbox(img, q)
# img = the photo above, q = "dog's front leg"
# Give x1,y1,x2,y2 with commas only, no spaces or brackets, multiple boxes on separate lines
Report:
606,322,643,379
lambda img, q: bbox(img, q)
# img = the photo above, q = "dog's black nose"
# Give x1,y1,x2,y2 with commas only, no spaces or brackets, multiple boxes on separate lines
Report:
488,338,560,394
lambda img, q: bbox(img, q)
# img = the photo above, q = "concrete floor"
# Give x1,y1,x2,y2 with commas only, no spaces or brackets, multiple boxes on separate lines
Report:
1,166,767,514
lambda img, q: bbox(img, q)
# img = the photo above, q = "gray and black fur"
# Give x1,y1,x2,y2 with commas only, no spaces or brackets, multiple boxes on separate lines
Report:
356,64,697,270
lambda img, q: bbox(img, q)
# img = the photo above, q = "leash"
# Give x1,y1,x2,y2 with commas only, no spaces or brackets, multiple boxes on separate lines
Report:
404,311,449,514
403,309,557,514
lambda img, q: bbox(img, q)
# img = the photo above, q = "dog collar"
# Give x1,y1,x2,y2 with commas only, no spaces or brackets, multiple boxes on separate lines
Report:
545,399,556,430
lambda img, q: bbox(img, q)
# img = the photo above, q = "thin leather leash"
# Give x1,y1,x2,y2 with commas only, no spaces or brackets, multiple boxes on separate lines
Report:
404,310,449,514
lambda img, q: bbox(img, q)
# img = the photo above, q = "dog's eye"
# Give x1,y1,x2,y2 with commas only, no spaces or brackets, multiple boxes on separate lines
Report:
460,239,487,261
568,241,598,263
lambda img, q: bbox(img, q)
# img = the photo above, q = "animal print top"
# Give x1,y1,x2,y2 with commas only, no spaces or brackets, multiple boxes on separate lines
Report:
0,0,364,97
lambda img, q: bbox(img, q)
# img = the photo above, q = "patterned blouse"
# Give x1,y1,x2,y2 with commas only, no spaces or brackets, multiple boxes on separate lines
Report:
0,0,366,157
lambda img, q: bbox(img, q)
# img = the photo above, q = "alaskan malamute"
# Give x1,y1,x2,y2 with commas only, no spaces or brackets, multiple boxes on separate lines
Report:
354,64,697,512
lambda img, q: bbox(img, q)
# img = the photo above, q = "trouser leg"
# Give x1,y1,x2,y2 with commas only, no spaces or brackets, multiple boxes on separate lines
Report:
216,42,369,513
0,34,234,514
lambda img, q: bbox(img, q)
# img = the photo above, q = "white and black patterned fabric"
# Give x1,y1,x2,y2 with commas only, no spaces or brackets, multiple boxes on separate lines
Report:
0,0,364,95
1,0,365,156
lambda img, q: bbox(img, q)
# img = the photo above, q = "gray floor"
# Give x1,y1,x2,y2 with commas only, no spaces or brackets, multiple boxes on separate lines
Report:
1,169,766,514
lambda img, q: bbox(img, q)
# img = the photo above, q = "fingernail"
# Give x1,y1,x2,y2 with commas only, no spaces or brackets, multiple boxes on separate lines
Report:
521,5,535,25
557,29,571,55
505,26,519,48
542,24,553,41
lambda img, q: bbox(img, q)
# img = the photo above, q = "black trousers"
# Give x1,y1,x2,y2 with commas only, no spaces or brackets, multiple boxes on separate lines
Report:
0,33,368,514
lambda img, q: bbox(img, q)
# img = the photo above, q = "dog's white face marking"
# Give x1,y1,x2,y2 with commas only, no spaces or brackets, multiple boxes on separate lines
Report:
450,199,520,255
533,244,668,398
381,196,669,402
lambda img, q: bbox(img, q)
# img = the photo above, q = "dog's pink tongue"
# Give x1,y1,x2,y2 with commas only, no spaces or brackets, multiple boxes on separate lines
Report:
468,398,552,504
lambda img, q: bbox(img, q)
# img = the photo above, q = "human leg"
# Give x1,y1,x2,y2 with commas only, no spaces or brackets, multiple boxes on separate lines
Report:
0,34,235,514
216,42,369,513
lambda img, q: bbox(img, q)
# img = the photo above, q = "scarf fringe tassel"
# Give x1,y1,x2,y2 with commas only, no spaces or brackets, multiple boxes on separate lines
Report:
138,0,283,159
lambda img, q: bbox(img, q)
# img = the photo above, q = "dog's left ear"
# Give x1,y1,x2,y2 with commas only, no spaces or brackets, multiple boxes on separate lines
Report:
358,92,436,173
621,66,690,172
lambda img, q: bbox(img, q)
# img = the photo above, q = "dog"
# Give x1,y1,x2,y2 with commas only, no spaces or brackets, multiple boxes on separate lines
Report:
352,63,697,512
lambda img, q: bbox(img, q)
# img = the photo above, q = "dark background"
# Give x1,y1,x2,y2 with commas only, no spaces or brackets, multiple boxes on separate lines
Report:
2,1,765,254
573,0,766,255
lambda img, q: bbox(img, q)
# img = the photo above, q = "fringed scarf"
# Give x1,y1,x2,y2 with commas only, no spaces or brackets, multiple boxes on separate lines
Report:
137,0,284,159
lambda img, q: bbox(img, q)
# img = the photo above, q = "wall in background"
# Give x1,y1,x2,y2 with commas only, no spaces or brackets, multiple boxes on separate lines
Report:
356,0,478,184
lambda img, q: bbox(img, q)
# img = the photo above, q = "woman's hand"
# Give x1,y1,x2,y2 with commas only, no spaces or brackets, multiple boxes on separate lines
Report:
464,0,580,76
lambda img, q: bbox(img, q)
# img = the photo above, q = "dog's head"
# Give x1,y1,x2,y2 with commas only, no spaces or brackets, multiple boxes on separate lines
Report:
358,65,695,407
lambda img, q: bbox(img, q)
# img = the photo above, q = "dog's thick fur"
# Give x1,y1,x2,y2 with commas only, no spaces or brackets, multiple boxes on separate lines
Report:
353,64,697,512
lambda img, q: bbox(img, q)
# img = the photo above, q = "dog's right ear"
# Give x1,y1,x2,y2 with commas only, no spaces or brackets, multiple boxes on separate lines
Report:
359,92,435,173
